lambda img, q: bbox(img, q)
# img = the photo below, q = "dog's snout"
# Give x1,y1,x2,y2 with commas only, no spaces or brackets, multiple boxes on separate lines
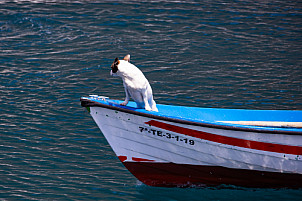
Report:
110,69,118,76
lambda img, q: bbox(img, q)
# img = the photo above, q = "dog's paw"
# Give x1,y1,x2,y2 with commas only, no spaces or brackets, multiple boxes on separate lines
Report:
145,106,152,111
120,102,128,106
152,107,158,112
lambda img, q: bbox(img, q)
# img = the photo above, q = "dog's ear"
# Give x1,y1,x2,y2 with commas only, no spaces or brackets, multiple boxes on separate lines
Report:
124,54,130,62
114,57,119,64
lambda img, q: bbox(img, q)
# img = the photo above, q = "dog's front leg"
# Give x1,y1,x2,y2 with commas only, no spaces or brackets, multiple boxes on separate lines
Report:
120,87,130,106
142,91,152,111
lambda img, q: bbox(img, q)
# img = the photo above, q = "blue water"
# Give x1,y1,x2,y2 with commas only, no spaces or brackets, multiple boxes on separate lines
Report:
1,0,302,200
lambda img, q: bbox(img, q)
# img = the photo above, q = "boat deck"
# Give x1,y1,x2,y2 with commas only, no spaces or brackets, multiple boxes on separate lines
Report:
81,95,302,134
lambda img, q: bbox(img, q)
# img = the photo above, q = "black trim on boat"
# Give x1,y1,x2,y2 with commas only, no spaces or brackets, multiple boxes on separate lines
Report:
81,98,302,135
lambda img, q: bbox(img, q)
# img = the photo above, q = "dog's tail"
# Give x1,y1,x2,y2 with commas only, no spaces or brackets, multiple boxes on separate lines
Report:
124,54,130,62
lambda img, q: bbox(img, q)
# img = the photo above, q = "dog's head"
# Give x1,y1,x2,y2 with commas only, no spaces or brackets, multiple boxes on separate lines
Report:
110,57,119,75
110,54,130,76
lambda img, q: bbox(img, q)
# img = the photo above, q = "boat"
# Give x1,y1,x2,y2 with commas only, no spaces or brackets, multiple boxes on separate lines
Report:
80,95,302,188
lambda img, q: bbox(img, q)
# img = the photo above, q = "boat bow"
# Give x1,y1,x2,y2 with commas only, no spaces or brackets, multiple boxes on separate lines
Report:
81,95,302,188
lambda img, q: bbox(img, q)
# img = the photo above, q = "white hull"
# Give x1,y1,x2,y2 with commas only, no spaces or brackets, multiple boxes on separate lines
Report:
91,107,302,173
81,96,302,187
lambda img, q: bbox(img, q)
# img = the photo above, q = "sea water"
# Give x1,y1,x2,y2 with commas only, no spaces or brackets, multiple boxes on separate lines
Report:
1,0,301,200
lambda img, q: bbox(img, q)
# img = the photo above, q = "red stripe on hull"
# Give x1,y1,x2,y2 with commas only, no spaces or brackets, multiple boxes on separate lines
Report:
123,162,302,188
118,156,127,162
132,157,155,162
146,120,302,155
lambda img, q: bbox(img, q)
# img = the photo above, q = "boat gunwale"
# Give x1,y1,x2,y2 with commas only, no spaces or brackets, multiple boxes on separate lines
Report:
80,98,302,135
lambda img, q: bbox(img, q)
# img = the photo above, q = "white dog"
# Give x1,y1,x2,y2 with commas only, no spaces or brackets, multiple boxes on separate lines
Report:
110,54,158,112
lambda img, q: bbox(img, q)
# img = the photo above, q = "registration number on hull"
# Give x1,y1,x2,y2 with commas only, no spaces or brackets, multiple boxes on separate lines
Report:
139,126,195,145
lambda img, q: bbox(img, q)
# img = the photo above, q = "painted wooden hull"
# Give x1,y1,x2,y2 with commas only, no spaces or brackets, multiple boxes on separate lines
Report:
81,95,302,188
